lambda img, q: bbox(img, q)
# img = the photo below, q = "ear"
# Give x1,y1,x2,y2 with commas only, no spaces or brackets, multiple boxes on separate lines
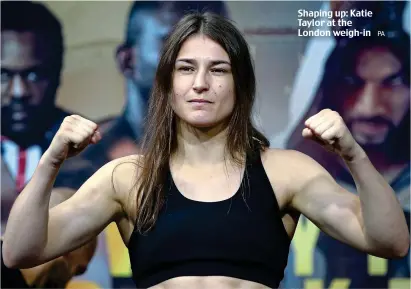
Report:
115,44,135,77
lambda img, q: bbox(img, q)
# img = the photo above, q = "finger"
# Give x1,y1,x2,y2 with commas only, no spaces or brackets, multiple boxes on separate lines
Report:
67,132,88,148
305,109,331,126
302,127,314,138
71,130,92,144
305,116,326,131
78,125,95,137
90,131,102,144
71,115,98,131
303,130,330,147
320,125,340,142
312,120,334,136
304,115,315,126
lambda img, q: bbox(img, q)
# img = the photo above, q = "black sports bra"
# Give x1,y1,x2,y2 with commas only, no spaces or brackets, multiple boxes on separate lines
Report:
128,152,291,288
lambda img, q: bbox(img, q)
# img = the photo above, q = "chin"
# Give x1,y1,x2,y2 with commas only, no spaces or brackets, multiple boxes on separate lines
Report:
180,113,214,127
187,120,217,128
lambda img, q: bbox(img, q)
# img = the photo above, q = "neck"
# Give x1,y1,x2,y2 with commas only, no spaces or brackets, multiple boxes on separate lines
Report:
173,120,233,167
124,80,147,138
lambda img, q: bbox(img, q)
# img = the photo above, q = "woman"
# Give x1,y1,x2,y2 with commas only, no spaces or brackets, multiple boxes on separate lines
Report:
3,12,409,289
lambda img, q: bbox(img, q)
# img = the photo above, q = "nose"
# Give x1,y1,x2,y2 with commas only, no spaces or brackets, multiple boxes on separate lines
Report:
10,74,29,99
354,82,385,116
192,69,209,94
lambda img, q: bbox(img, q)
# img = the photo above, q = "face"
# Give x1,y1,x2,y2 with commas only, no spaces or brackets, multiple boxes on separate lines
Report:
341,46,409,146
1,31,57,141
171,34,235,128
129,9,180,93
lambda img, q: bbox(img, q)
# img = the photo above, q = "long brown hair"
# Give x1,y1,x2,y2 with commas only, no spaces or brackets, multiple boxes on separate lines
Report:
131,12,269,234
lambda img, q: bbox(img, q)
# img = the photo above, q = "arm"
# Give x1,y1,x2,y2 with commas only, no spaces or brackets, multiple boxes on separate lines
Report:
287,108,409,258
2,154,126,268
289,149,409,258
2,115,132,268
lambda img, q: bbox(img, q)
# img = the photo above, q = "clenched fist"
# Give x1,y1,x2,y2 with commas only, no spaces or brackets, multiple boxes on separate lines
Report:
46,115,101,165
303,109,366,161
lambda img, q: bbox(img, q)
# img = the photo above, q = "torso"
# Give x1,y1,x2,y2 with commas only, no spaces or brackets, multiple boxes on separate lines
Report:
114,148,300,289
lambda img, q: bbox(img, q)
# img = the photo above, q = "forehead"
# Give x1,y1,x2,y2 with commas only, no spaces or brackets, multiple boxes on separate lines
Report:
177,35,229,61
356,46,402,80
1,30,47,69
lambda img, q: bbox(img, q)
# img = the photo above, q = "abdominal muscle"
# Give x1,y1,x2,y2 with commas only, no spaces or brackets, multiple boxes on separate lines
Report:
149,276,271,289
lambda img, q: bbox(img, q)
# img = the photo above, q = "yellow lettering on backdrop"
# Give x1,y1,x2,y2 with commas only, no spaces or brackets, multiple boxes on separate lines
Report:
389,278,410,289
293,218,320,275
305,278,351,289
106,222,132,277
367,254,387,275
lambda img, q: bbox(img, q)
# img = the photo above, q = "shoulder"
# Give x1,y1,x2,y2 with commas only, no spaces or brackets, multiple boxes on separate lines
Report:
91,154,143,203
262,148,325,171
261,148,331,189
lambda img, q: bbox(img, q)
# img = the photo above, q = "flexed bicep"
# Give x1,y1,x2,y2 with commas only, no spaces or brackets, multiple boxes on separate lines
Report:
3,156,135,268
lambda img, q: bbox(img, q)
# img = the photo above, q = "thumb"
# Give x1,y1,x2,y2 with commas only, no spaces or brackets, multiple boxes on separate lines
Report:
90,130,102,144
302,128,314,139
302,128,327,146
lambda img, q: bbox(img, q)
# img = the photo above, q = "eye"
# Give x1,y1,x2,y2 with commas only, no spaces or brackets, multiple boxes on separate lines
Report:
343,75,363,86
1,69,13,83
385,75,404,87
177,66,194,73
1,70,11,83
211,68,227,74
26,71,40,82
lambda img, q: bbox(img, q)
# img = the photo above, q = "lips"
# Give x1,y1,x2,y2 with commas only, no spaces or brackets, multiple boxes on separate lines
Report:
188,99,213,103
12,111,28,121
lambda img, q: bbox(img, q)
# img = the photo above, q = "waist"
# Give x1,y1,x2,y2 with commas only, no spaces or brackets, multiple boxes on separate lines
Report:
132,260,283,288
148,276,272,289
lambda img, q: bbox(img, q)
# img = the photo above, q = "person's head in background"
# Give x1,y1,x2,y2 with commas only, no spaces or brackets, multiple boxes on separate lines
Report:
319,32,410,164
19,189,97,288
1,1,64,148
115,1,229,136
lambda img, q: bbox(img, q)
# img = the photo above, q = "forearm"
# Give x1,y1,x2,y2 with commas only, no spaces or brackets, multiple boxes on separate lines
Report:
344,148,410,257
3,151,62,267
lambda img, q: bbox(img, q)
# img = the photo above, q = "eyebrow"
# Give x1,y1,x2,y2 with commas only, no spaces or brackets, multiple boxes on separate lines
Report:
176,58,231,66
383,69,405,82
1,65,45,73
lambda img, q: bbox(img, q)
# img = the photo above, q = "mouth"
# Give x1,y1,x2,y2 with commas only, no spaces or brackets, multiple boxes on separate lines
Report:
12,111,28,121
188,99,213,104
352,121,389,134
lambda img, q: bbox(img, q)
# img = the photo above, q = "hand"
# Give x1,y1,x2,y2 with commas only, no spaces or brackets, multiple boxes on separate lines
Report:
45,115,102,166
302,109,365,161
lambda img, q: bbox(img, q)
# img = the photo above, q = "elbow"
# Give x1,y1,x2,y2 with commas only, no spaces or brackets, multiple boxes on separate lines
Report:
366,229,410,259
393,234,410,258
2,242,43,269
378,234,410,259
2,243,21,269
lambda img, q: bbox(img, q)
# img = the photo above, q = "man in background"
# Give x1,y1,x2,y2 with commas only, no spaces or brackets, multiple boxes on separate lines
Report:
1,0,69,233
285,24,410,289
1,2,111,288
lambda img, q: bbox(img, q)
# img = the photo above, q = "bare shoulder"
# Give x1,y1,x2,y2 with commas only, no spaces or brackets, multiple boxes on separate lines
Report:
262,148,327,175
103,154,143,201
72,154,143,210
261,148,332,196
